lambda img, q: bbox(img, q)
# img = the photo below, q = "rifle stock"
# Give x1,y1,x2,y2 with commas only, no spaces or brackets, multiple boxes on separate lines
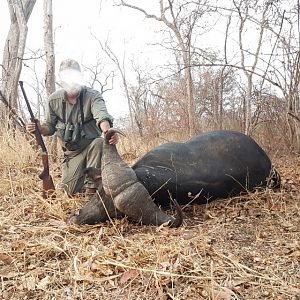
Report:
40,153,55,198
19,81,55,198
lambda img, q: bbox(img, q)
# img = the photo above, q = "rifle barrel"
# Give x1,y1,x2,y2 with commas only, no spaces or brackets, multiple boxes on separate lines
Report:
18,81,55,198
19,81,47,153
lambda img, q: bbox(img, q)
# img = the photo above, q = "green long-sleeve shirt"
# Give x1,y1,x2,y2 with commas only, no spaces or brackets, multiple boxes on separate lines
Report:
44,86,113,151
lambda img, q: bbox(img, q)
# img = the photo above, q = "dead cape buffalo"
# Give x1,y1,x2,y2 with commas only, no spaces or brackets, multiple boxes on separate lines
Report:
132,130,280,207
70,129,279,225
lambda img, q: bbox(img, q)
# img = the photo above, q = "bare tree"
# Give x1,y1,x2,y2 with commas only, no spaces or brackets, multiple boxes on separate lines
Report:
1,0,36,121
118,0,209,137
253,2,300,150
217,14,233,130
93,35,134,130
233,0,272,135
127,67,148,137
43,0,55,96
43,0,58,161
277,24,300,150
83,57,115,94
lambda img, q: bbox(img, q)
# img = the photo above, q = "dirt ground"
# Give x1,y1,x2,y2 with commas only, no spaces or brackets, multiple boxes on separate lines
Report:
0,149,299,299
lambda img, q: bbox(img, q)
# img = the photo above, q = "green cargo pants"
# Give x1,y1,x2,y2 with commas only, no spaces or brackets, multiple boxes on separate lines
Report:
60,137,103,196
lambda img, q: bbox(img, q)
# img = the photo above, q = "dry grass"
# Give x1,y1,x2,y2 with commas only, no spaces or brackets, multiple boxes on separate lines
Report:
0,132,299,300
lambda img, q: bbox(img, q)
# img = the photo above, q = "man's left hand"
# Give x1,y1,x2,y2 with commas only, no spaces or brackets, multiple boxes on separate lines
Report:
100,120,118,145
108,133,118,145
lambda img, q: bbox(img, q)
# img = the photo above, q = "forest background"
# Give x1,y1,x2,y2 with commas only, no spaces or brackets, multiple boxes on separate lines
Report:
0,1,299,299
0,0,299,151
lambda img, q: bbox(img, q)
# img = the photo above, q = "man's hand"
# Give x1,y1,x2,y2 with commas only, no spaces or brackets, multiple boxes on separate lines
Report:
108,133,118,145
100,120,118,145
26,119,41,134
26,120,51,136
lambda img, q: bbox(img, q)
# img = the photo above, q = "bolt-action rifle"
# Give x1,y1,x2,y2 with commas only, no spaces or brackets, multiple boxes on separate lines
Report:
19,81,55,198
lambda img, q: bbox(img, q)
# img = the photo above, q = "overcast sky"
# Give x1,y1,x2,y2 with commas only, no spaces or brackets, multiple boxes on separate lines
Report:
1,1,278,119
0,0,171,118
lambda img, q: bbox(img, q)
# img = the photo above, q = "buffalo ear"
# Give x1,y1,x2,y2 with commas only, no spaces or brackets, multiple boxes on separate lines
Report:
84,167,102,180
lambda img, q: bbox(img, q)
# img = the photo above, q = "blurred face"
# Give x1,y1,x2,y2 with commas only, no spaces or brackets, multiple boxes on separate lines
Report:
59,69,83,96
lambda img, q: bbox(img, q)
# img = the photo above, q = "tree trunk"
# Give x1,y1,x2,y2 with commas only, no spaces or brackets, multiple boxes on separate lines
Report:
234,0,268,136
182,52,195,137
218,68,226,130
43,0,55,96
119,0,197,137
1,0,36,123
244,75,252,135
43,0,58,161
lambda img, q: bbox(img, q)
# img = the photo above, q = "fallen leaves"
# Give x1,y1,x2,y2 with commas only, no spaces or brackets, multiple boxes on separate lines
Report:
0,155,299,299
120,269,139,284
203,286,239,300
0,253,13,265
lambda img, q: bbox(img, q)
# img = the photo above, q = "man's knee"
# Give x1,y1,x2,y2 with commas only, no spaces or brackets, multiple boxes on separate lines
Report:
86,137,103,166
89,137,104,150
